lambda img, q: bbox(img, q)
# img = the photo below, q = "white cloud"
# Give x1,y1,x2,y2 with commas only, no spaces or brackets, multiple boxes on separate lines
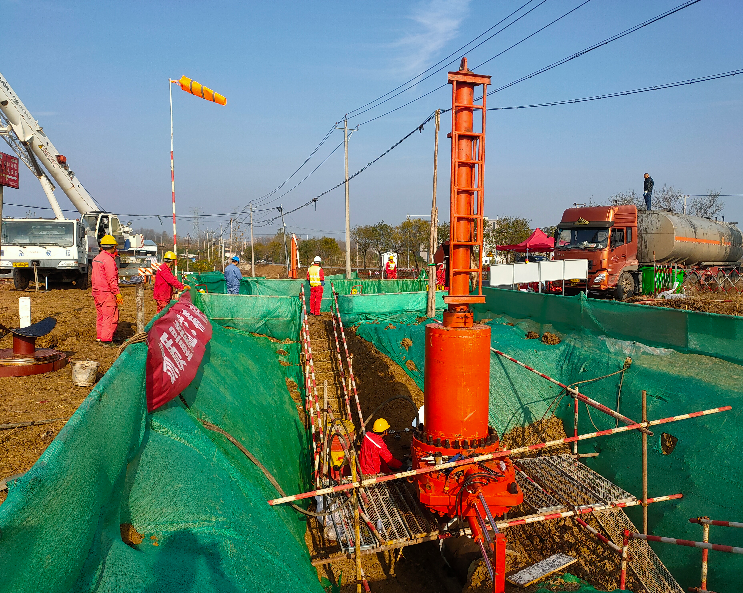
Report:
393,0,472,77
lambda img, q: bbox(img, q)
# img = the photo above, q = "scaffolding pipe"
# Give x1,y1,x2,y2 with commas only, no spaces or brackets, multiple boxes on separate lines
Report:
268,404,730,505
574,518,623,555
628,531,743,554
492,347,652,435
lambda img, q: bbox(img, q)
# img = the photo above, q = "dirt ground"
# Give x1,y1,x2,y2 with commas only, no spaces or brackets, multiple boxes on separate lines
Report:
0,278,158,504
631,290,743,315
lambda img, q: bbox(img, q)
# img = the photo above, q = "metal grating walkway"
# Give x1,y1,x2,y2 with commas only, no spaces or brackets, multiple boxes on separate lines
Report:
516,454,683,593
325,480,438,554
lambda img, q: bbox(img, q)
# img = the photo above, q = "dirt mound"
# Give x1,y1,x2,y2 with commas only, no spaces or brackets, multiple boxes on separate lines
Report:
400,338,413,351
0,280,158,504
541,332,561,345
525,331,540,340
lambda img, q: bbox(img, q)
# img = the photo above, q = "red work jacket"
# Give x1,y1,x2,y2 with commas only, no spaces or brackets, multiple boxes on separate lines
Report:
360,432,402,476
153,263,185,302
91,250,119,296
385,262,397,279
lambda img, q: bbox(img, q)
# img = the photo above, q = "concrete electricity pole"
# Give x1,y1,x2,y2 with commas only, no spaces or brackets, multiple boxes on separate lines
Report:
277,205,289,269
250,206,255,277
344,117,352,279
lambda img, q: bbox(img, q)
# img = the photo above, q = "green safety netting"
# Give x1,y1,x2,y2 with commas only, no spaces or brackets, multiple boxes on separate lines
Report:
0,296,321,593
191,292,301,340
347,293,743,592
337,290,447,324
474,287,743,366
183,273,427,313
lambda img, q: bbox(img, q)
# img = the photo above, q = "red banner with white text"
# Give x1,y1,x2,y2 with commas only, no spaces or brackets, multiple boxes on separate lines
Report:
146,292,212,412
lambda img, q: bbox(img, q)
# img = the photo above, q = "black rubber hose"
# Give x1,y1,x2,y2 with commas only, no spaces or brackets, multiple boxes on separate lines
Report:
199,419,352,518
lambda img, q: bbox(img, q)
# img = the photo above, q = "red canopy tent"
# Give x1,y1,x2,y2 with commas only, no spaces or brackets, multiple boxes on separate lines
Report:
497,228,554,253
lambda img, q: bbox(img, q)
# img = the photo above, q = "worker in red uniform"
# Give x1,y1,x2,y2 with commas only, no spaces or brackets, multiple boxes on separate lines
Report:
307,255,325,315
153,251,190,312
360,418,403,476
384,255,397,279
91,235,122,345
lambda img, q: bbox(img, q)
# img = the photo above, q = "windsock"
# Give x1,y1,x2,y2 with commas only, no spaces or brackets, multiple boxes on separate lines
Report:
172,76,226,106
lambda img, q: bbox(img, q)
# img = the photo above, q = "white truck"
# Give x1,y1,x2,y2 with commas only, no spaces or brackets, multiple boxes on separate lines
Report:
0,71,145,289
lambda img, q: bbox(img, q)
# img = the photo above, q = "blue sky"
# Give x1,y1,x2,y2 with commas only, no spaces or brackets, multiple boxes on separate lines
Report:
1,0,741,240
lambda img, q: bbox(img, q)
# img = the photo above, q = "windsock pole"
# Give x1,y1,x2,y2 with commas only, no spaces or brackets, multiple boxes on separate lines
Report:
169,80,178,274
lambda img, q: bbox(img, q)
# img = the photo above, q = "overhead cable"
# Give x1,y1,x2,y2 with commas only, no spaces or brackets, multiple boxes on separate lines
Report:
252,111,437,228
348,0,555,121
487,0,702,96
488,68,743,110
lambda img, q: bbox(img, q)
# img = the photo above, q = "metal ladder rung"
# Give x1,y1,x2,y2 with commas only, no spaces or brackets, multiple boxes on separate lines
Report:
453,103,485,110
451,186,482,192
452,131,483,137
451,213,483,219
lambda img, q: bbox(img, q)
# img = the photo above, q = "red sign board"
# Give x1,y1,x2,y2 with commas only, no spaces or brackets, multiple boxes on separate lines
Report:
0,152,19,188
146,292,212,412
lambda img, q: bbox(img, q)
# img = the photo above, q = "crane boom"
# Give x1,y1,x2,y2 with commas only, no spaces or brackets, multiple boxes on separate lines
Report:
0,71,101,217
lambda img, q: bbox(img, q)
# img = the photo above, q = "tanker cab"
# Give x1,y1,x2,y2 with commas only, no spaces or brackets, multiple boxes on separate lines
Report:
554,225,609,289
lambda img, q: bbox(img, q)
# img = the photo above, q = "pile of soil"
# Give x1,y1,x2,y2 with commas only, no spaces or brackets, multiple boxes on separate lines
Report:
632,292,743,316
0,280,158,504
541,332,561,346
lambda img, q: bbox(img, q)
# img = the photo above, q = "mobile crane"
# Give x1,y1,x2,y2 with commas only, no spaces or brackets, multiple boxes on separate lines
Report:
0,71,145,289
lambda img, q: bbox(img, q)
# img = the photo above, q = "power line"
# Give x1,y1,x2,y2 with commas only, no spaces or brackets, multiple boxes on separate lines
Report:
488,0,702,96
252,111,437,228
488,68,743,110
347,0,556,121
357,0,701,127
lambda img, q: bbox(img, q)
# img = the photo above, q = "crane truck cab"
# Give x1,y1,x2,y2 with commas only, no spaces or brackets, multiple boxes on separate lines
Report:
1,212,144,289
553,205,639,300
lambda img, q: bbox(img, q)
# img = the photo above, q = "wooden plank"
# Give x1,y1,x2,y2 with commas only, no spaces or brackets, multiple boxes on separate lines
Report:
507,553,577,587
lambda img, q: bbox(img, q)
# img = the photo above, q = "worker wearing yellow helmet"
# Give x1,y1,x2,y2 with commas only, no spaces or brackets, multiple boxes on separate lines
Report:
91,235,122,345
153,251,191,312
359,417,403,476
384,254,397,279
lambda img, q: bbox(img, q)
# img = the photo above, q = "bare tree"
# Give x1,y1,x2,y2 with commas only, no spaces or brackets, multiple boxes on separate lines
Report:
609,189,644,209
652,184,685,212
689,190,725,219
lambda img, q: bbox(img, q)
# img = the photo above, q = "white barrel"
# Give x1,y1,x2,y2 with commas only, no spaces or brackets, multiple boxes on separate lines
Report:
71,360,99,387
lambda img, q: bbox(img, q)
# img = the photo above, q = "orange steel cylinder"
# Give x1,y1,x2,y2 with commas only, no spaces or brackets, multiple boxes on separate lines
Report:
450,83,475,300
424,322,491,441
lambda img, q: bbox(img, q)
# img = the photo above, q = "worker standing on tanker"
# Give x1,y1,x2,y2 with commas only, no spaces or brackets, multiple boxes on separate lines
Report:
307,256,325,315
91,235,122,345
224,255,243,295
643,173,654,210
360,418,403,476
153,251,190,312
384,255,397,279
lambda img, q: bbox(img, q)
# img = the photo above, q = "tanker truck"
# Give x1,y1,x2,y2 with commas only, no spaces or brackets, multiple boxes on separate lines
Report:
553,204,743,300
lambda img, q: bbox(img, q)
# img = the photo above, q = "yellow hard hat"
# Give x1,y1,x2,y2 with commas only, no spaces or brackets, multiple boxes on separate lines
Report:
388,255,394,260
372,418,390,433
164,251,177,260
99,235,117,246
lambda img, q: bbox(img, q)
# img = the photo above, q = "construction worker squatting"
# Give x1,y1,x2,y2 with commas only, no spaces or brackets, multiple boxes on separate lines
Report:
307,256,325,315
360,418,403,476
91,235,122,345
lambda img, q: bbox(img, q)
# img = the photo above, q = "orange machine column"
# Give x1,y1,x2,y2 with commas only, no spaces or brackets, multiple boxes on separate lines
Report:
412,61,522,576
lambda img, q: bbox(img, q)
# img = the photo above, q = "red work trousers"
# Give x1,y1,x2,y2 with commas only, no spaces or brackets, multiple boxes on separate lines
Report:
310,285,323,315
156,300,170,313
93,293,119,342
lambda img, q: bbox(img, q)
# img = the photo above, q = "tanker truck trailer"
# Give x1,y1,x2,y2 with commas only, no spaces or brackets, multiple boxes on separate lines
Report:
553,204,743,299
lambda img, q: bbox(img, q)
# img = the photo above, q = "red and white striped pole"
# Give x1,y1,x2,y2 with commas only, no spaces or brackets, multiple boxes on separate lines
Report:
169,80,178,275
331,284,364,428
574,518,623,555
629,531,743,554
267,405,730,506
492,348,651,435
620,529,629,590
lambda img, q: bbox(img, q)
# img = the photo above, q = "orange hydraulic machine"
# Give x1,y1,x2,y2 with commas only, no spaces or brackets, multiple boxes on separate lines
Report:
411,58,522,592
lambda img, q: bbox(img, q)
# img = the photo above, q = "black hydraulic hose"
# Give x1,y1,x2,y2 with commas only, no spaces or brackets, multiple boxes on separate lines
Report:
199,419,352,518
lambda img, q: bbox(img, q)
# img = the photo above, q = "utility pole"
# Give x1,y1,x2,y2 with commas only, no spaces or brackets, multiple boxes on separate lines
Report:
229,217,233,260
427,110,440,318
220,223,225,273
344,117,351,279
277,204,289,269
186,235,190,272
250,206,255,277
